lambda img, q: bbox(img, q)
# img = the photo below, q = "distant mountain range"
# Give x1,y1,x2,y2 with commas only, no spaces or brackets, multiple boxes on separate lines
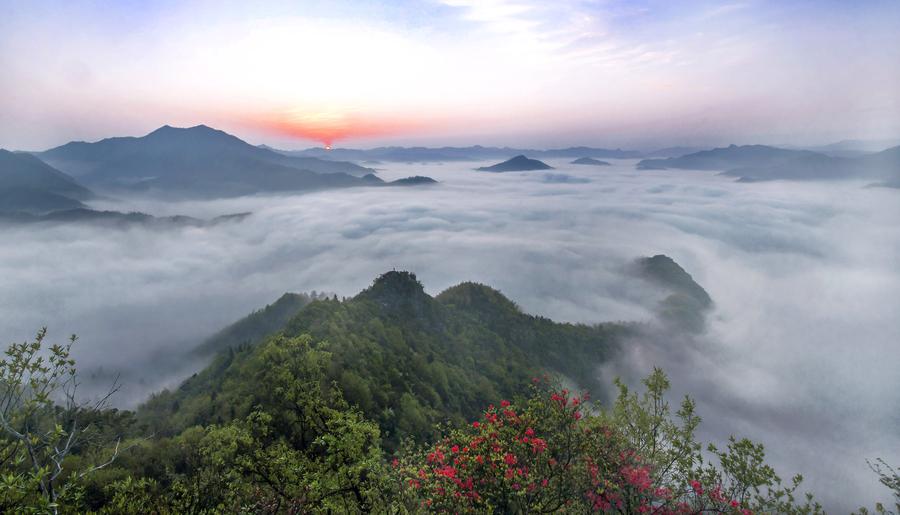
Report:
0,150,93,214
35,125,381,198
276,140,900,163
1,148,253,225
791,139,900,158
637,144,900,185
0,125,440,221
640,146,708,159
0,208,251,228
268,144,644,162
476,155,553,172
7,125,900,208
571,157,611,166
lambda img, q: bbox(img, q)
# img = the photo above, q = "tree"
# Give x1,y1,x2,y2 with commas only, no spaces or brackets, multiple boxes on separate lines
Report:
391,370,824,514
0,328,123,513
856,459,900,515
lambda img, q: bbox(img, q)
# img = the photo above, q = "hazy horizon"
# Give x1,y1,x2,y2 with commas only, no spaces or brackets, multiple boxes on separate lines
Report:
9,121,900,156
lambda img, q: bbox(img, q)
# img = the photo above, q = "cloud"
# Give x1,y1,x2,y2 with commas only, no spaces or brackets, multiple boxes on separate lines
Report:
0,158,897,509
4,1,898,150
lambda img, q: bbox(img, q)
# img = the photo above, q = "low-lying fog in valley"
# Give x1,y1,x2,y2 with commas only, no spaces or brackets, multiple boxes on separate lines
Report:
1,158,897,510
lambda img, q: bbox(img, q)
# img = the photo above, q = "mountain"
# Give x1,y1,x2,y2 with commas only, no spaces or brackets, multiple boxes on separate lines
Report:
0,150,93,213
723,145,900,182
570,157,611,166
386,175,438,186
0,208,250,228
636,144,824,171
192,292,323,357
642,146,707,158
801,138,900,157
139,270,634,444
637,144,900,183
37,125,379,198
539,147,641,159
630,254,712,333
476,155,553,172
272,145,642,162
858,146,900,187
0,189,86,214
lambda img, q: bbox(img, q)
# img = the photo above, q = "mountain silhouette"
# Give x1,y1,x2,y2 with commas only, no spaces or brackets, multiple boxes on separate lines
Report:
476,155,553,172
38,125,380,198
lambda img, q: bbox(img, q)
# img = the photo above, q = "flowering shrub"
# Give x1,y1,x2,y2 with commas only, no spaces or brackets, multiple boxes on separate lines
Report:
390,370,822,514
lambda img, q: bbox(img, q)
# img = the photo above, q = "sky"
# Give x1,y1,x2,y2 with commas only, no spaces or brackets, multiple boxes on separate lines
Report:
1,0,899,150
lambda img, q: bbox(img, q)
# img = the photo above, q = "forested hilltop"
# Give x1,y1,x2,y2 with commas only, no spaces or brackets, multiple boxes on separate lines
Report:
139,271,632,446
1,272,897,513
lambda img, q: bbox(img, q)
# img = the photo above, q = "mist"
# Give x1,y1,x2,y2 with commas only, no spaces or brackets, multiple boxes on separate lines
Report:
0,159,897,510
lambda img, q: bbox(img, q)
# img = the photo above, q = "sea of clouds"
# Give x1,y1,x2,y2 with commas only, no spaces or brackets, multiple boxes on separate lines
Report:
0,159,897,510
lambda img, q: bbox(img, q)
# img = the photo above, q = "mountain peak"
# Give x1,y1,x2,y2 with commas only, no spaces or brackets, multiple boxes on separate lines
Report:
357,271,436,317
146,124,227,138
632,254,712,308
436,282,520,317
367,270,426,297
476,155,553,172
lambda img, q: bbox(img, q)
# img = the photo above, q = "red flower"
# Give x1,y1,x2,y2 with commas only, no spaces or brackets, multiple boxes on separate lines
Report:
451,445,459,453
525,427,535,437
472,421,480,428
690,479,703,495
504,453,518,466
621,465,651,492
436,465,457,478
500,399,511,407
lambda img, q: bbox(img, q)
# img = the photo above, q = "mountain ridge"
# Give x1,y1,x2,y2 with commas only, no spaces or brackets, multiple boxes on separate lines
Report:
637,144,900,183
0,149,94,214
139,269,651,443
36,125,384,198
476,155,553,172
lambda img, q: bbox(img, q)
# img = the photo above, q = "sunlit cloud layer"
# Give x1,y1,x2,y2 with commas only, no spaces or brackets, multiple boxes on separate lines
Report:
1,0,898,149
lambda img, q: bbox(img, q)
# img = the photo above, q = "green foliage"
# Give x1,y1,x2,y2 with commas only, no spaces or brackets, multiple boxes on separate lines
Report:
1,311,893,513
392,372,828,514
0,329,123,513
855,459,900,515
192,292,320,357
89,335,387,513
140,272,630,448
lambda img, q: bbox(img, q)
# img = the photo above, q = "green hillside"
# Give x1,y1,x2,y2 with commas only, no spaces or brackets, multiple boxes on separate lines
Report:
139,271,631,445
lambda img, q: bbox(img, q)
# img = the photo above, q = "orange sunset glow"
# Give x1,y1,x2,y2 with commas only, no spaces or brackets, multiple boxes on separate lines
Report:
245,109,429,147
